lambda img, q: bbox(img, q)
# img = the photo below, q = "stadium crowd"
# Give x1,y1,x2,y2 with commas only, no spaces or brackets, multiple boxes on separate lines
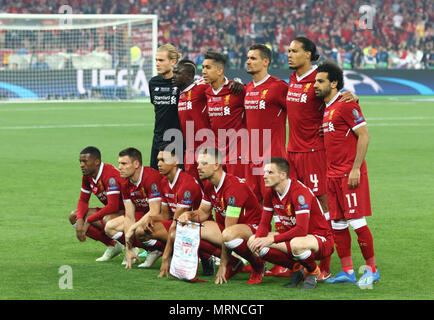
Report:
0,0,433,69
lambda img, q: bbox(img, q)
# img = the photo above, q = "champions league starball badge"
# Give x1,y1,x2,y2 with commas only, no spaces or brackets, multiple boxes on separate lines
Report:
297,195,305,205
228,196,236,206
109,177,116,186
352,109,360,118
183,190,191,200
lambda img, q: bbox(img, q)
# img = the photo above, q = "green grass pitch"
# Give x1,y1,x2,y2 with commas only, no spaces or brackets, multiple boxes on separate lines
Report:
0,96,433,300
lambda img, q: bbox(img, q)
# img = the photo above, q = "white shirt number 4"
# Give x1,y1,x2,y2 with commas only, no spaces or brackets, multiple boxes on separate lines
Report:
310,174,319,189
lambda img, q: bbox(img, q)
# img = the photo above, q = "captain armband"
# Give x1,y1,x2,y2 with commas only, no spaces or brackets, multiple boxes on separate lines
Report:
225,206,242,218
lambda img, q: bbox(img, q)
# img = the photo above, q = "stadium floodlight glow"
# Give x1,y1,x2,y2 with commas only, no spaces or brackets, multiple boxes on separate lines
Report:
0,14,158,101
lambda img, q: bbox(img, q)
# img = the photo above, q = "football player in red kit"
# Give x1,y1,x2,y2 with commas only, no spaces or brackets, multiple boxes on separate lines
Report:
178,147,266,285
243,43,290,277
155,146,216,278
173,59,212,182
248,157,334,290
69,146,124,262
104,148,164,269
244,44,288,201
202,51,250,181
314,61,379,287
286,37,358,280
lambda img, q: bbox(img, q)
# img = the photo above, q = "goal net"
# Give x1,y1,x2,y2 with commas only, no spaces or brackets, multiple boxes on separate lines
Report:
0,14,158,101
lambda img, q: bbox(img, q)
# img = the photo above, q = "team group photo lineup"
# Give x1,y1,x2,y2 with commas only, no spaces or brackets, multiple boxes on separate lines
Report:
72,37,380,290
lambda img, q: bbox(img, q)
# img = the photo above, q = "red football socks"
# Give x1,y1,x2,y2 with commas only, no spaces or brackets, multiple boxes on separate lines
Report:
354,225,376,273
333,227,354,273
232,239,264,272
200,239,222,257
262,248,296,269
86,225,116,247
318,255,331,273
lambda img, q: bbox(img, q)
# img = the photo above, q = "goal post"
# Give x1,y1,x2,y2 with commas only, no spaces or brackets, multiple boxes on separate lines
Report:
0,14,158,101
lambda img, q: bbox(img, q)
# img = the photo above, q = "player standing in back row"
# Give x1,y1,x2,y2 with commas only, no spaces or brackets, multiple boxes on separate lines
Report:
285,37,357,280
202,51,250,181
149,44,181,170
244,44,288,202
314,61,379,287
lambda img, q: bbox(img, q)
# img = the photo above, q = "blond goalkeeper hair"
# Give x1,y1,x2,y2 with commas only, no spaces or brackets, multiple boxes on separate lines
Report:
157,44,180,62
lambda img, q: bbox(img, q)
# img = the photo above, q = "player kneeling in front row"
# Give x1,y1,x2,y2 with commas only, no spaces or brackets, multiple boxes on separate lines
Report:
104,147,165,268
154,146,216,278
69,146,124,262
178,147,266,284
248,157,334,289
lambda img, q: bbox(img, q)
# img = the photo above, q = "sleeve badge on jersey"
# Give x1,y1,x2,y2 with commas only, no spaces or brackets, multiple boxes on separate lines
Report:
228,196,236,206
183,190,191,201
352,108,364,124
297,195,309,209
182,190,192,205
297,195,305,205
107,177,119,191
352,109,359,118
150,183,161,197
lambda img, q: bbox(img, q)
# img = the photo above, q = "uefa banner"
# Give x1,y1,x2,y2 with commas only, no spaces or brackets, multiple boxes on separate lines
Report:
0,68,150,100
226,69,434,96
0,68,432,99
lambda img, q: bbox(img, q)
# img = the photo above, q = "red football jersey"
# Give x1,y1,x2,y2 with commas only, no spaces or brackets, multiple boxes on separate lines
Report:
77,163,124,221
201,172,262,228
160,169,203,217
244,75,288,160
322,93,368,178
178,82,211,161
120,166,162,213
257,179,331,241
286,66,325,152
205,78,248,163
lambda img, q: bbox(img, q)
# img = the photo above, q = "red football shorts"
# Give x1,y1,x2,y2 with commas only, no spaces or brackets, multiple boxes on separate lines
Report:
246,162,266,203
326,173,372,220
217,222,259,234
223,161,264,202
134,211,145,222
160,219,174,231
286,150,327,196
223,162,249,180
312,233,335,260
283,233,334,261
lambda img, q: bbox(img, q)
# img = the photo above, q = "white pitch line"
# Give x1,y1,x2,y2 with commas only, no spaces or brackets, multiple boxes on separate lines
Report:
1,122,433,130
0,105,146,112
368,123,434,127
366,117,434,121
0,123,152,130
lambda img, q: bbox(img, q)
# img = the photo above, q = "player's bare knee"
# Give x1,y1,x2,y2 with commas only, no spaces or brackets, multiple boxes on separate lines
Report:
289,237,304,255
102,215,111,226
69,210,77,224
104,220,117,236
221,228,236,242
